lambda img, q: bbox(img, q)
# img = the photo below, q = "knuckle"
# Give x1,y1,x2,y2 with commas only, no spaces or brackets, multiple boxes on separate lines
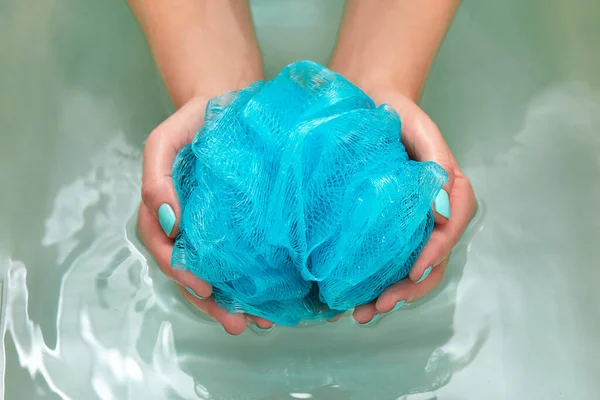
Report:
445,163,456,181
435,154,454,178
140,184,155,207
141,177,173,206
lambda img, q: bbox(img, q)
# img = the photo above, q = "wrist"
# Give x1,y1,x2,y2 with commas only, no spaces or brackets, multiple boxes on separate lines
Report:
329,61,420,103
328,0,460,103
185,63,263,107
132,0,264,109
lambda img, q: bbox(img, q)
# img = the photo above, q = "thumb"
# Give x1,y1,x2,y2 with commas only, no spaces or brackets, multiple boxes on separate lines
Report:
394,97,456,223
141,98,207,238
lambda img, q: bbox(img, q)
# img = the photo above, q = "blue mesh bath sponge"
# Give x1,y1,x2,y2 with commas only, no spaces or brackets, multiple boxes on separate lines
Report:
171,61,447,326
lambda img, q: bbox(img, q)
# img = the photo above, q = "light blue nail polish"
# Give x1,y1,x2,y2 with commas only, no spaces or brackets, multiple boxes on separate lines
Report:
357,313,380,327
390,300,406,312
416,266,433,283
248,322,274,336
186,286,206,300
158,203,176,236
434,189,451,219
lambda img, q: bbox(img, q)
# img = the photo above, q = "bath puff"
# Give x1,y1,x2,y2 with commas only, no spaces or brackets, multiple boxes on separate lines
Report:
171,61,447,326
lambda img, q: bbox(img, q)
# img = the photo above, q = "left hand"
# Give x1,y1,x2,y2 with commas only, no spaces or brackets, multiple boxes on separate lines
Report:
352,90,477,324
137,97,274,335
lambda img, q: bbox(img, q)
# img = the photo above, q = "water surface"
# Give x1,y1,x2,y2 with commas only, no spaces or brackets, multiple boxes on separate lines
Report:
1,0,599,399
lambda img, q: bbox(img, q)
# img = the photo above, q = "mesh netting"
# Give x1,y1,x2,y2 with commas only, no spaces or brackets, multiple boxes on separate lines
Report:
171,61,447,326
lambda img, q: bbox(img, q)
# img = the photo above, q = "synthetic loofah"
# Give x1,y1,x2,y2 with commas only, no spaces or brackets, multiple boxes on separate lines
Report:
171,61,447,326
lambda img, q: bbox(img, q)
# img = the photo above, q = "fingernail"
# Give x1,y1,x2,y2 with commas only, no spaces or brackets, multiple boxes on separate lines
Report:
416,266,433,283
186,286,206,300
247,321,274,336
356,313,380,327
246,317,275,335
158,203,176,236
390,300,406,312
434,189,451,219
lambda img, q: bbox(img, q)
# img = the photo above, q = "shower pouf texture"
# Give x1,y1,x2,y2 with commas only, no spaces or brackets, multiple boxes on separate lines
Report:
171,61,448,326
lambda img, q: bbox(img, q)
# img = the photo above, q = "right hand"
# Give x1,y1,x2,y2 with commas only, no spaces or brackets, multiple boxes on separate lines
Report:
137,97,274,335
350,90,476,324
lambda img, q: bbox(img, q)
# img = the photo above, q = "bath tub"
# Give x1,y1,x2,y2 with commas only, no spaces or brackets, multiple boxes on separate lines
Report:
1,0,599,398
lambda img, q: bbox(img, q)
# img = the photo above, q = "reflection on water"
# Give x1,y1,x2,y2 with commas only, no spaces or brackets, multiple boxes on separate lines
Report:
1,134,484,399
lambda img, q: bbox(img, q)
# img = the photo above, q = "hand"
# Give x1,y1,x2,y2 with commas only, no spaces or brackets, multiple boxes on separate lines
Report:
352,90,476,324
137,97,274,335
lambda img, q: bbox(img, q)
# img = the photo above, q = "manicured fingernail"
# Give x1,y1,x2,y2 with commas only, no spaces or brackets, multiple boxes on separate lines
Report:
248,322,274,335
416,266,433,283
356,313,380,327
434,189,451,219
186,286,206,300
390,300,406,312
158,203,176,236
246,317,275,335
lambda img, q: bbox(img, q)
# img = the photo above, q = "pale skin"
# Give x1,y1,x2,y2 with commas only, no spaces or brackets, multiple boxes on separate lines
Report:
130,0,476,334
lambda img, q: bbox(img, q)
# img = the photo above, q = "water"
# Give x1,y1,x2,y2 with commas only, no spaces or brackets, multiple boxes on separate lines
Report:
1,0,599,399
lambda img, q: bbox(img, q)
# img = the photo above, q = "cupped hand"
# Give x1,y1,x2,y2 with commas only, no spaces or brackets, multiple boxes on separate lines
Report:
353,90,477,324
136,97,274,335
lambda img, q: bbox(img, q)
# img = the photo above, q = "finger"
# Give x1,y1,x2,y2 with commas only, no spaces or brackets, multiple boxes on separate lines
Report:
141,97,207,238
137,203,212,298
408,174,476,282
179,286,247,335
328,312,345,323
394,97,456,190
246,315,275,330
352,302,378,325
376,259,448,313
384,94,456,223
404,116,455,224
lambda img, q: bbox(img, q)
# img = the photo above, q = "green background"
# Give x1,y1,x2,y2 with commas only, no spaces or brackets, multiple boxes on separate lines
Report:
1,0,599,399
